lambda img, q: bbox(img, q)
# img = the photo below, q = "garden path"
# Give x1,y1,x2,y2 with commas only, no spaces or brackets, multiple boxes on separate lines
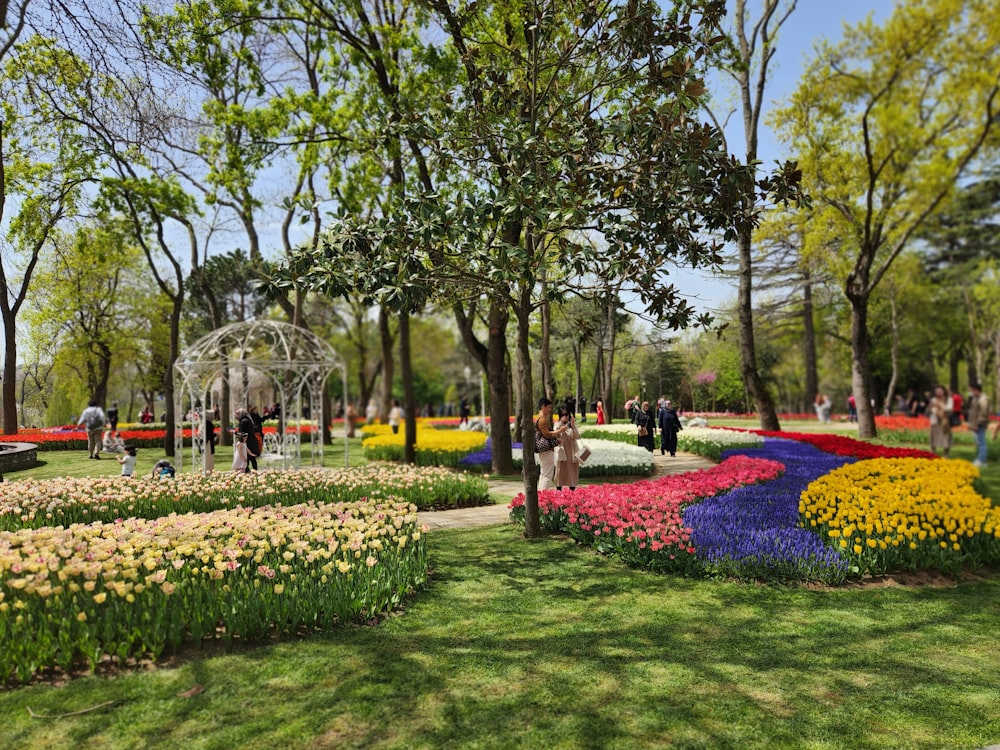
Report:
418,450,715,530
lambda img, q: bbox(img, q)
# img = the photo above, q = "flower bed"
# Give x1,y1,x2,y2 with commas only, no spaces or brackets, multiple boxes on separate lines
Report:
509,456,784,573
511,439,654,476
749,429,938,460
676,427,763,461
0,499,428,684
684,439,854,583
361,426,487,467
800,458,1000,576
578,425,763,461
0,465,489,531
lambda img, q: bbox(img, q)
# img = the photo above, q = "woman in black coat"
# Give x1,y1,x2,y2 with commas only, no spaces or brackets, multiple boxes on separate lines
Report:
657,400,683,456
237,408,260,471
635,401,656,452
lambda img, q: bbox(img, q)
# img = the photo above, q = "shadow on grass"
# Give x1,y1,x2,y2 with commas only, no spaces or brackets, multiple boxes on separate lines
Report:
3,524,1000,750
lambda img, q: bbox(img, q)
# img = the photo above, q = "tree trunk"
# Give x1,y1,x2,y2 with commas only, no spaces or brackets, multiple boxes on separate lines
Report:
163,296,182,456
2,318,18,434
849,293,877,438
882,294,900,416
539,272,554,400
487,302,514,474
454,298,514,474
399,309,417,464
516,281,541,538
802,272,818,406
737,229,781,431
600,291,617,423
378,306,394,423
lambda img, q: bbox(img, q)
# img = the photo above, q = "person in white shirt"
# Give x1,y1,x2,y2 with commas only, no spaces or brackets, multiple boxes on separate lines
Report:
116,446,137,477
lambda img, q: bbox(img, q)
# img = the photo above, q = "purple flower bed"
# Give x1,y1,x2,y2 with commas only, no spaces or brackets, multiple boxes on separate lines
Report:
459,438,522,468
683,438,856,582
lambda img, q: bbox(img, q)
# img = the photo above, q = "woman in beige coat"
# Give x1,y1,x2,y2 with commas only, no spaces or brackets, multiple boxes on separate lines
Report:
554,406,582,490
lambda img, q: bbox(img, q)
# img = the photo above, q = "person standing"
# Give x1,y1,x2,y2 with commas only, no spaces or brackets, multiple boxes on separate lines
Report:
203,414,216,473
388,399,403,434
77,400,107,460
107,401,119,431
116,445,137,477
232,431,249,473
554,406,581,491
595,398,606,425
657,399,683,457
927,385,953,457
635,401,656,452
535,397,568,490
459,396,470,425
236,408,260,472
967,383,990,467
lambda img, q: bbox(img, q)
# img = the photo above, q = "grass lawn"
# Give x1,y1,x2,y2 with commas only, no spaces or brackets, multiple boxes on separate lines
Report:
1,421,999,749
1,525,998,749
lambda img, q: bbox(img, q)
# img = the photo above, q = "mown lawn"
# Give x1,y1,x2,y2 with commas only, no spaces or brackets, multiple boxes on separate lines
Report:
1,524,998,750
1,422,999,749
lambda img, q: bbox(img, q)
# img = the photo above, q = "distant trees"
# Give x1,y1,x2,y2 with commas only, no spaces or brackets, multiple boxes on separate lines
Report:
772,0,1000,437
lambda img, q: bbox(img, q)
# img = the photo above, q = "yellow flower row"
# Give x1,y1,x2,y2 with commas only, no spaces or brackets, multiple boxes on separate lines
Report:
361,424,487,467
0,498,428,683
799,458,1000,575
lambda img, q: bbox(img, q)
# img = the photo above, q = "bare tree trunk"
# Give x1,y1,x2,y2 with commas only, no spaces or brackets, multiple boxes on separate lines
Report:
516,280,540,538
487,302,513,473
378,306,394,423
738,231,781,430
539,272,554,400
454,298,514,473
802,272,818,405
883,294,900,416
849,294,877,438
399,309,417,464
600,291,617,423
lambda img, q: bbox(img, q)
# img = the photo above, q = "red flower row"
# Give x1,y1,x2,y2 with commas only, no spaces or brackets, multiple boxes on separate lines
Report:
748,430,938,460
510,456,785,568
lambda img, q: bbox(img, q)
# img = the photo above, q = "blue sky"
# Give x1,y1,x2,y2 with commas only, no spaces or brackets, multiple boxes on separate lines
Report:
671,0,894,313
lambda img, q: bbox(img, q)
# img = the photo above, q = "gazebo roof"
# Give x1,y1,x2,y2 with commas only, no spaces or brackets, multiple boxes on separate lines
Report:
176,319,344,373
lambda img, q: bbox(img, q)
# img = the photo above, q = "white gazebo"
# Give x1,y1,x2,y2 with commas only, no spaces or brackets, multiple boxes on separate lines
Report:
173,319,348,472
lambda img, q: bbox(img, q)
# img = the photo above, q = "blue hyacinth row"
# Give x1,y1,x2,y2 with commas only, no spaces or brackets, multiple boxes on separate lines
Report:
683,438,857,581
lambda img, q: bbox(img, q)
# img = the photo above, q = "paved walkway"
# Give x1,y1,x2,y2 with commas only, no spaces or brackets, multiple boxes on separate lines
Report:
418,450,715,530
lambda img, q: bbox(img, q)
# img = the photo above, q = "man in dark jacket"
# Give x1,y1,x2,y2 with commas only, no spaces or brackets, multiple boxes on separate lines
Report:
657,399,683,457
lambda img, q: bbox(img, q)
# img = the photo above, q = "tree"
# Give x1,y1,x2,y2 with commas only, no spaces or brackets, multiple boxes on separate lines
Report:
709,0,800,431
25,221,148,407
0,36,95,432
772,0,1000,437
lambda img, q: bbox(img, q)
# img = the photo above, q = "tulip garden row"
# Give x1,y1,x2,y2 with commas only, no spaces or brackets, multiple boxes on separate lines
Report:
361,424,488,467
0,498,428,685
0,465,489,532
510,426,1000,583
0,464,487,684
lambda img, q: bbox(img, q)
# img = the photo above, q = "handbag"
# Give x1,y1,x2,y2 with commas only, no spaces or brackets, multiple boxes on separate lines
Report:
577,444,592,464
637,425,648,437
534,420,560,453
